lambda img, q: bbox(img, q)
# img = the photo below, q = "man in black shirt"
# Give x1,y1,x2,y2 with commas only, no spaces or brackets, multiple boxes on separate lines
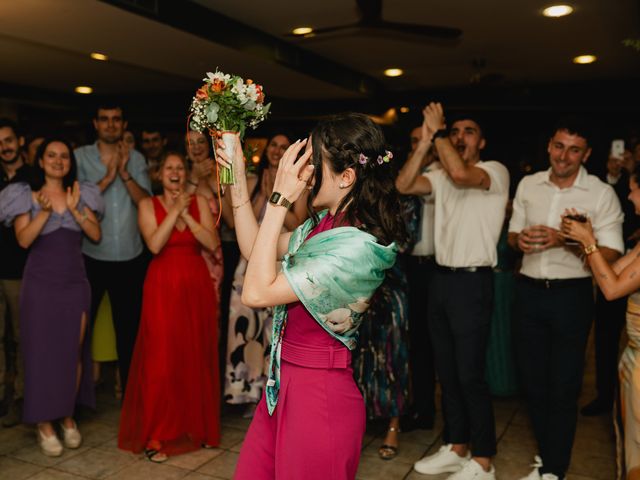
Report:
0,118,34,426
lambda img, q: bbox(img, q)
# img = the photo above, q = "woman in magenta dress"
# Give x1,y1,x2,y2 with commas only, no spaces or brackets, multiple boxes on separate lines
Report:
215,114,407,480
118,152,220,462
0,138,103,457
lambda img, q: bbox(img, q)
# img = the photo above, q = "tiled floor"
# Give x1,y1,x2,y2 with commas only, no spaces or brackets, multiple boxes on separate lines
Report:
0,338,616,480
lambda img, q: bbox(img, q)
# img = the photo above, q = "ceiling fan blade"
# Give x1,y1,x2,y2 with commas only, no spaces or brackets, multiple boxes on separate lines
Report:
376,20,462,39
284,23,359,37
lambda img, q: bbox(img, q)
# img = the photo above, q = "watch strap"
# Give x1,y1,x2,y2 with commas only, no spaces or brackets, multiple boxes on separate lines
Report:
269,192,292,209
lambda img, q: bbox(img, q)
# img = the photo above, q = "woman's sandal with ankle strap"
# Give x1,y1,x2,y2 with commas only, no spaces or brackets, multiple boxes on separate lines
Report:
144,448,168,463
378,426,400,460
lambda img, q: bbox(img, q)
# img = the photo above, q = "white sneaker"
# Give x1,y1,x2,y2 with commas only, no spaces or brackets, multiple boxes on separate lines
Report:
38,428,63,457
447,459,495,480
60,420,82,449
518,456,564,480
414,444,471,475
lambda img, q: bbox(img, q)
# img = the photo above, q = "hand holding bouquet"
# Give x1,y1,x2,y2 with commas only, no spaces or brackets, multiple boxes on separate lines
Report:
189,70,270,184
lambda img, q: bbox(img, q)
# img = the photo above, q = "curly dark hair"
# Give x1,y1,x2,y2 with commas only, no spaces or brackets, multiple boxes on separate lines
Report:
309,113,408,246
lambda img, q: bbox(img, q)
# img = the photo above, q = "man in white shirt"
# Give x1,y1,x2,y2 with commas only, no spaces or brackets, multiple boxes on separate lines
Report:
508,118,624,480
398,103,509,480
396,126,441,432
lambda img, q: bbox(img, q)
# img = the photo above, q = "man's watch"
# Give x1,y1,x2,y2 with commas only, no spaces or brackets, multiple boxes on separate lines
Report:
268,192,292,209
431,128,448,143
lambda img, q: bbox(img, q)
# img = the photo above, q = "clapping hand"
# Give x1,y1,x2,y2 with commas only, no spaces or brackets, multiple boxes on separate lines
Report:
272,139,314,204
117,141,130,177
66,181,81,212
36,191,53,212
422,102,446,144
171,190,192,217
192,158,215,180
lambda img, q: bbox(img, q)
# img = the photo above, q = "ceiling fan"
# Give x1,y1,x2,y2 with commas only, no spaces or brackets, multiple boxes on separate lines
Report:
286,0,462,41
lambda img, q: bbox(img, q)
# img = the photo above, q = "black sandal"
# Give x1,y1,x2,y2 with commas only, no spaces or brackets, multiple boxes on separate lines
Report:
144,448,168,463
378,426,400,460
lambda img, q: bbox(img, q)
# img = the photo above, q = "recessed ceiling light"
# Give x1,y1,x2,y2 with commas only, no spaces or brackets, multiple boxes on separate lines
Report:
573,54,597,64
90,52,108,61
75,86,93,94
400,106,410,113
384,68,404,77
542,5,574,17
292,27,313,35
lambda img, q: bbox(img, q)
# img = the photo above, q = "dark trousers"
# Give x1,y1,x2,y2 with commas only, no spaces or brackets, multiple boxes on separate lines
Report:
84,254,148,394
406,254,436,419
594,290,626,405
515,276,593,478
428,269,496,457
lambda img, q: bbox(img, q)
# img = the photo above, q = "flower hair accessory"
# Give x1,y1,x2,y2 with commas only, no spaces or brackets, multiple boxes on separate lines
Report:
357,150,393,166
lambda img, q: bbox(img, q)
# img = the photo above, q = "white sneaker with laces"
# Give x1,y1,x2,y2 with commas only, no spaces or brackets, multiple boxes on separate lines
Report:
446,459,495,480
518,455,564,480
414,444,471,475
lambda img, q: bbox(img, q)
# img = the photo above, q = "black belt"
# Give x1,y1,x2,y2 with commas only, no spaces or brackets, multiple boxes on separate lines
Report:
435,264,492,273
519,275,591,289
411,255,435,264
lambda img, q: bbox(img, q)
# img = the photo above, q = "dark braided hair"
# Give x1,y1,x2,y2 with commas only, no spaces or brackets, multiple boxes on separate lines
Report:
309,113,408,246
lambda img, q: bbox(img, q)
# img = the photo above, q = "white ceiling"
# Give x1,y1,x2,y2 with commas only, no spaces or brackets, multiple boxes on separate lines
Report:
0,0,639,103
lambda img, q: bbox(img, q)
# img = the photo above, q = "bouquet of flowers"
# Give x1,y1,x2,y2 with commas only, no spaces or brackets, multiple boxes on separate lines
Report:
189,70,271,184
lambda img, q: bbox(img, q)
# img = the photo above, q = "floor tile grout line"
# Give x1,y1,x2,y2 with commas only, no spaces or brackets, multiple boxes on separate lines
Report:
402,426,445,480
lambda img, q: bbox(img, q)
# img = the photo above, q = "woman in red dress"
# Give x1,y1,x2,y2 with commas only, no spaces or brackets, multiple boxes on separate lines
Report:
118,152,221,462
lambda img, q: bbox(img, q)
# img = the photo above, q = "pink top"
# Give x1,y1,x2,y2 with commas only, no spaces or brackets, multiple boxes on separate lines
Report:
283,212,345,349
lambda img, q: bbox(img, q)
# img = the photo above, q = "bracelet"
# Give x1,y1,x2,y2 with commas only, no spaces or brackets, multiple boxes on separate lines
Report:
187,179,198,187
233,197,251,210
584,244,599,256
75,211,88,225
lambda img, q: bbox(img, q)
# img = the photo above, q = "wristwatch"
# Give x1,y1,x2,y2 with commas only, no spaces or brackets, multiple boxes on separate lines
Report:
584,244,599,256
268,192,292,209
431,128,448,143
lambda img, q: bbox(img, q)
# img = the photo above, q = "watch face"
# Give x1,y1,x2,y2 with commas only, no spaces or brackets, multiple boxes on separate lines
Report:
269,192,282,204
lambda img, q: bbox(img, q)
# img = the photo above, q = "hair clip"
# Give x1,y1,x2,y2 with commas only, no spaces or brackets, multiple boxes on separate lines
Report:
358,153,368,165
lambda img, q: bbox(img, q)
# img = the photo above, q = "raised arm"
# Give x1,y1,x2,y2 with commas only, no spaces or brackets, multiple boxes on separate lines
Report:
214,137,292,260
395,107,433,196
241,139,315,308
425,103,491,190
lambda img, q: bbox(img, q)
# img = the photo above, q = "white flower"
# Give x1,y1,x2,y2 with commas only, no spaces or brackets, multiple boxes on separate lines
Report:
243,100,256,111
206,71,231,83
246,84,258,102
206,102,220,123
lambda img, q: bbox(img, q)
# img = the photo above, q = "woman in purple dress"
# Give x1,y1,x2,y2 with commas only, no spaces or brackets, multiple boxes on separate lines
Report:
0,138,103,457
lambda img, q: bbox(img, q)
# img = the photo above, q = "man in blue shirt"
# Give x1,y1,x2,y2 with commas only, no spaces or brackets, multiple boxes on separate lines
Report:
75,104,151,394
